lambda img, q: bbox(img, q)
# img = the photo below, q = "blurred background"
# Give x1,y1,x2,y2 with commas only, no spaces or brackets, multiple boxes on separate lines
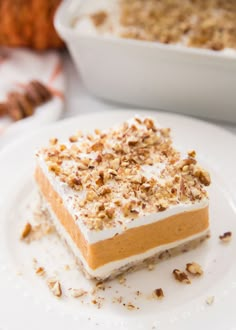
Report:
0,0,235,148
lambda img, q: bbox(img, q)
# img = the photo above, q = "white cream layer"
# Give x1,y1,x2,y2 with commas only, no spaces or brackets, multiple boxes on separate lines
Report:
43,194,209,279
37,157,208,245
73,0,236,58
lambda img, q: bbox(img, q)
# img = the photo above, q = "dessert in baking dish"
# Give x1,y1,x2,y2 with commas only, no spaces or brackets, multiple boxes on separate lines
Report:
35,117,210,280
74,0,236,52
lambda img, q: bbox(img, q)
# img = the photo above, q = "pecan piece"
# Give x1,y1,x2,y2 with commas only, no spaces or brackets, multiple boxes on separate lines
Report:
186,262,203,276
219,231,232,242
21,222,32,239
47,279,62,297
35,267,45,276
173,269,191,284
70,288,87,298
153,288,164,299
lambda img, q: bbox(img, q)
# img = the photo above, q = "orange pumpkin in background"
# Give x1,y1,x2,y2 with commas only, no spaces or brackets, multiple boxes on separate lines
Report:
0,0,64,50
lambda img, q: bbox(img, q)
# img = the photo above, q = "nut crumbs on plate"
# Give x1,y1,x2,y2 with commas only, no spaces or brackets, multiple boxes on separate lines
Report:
153,288,164,299
47,279,62,297
20,222,32,239
219,231,232,242
35,267,46,276
20,222,54,243
186,262,203,276
173,269,191,284
125,302,139,311
206,296,215,305
69,288,88,298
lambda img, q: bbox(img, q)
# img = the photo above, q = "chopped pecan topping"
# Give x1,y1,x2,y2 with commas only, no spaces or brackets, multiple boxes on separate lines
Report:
122,201,139,217
156,200,168,212
193,167,211,186
99,186,111,196
69,135,78,143
105,207,115,219
86,190,98,202
188,150,196,158
48,163,60,174
71,177,82,186
96,154,103,163
91,142,104,152
110,158,120,170
118,0,236,51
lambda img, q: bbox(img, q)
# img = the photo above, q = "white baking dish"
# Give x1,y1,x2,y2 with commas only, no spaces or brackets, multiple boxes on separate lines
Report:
55,0,236,123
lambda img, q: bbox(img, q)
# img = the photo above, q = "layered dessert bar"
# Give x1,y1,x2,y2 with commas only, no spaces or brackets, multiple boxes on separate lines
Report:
35,117,211,280
74,0,236,52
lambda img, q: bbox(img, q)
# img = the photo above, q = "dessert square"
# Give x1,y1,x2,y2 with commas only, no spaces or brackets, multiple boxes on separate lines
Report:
35,117,210,280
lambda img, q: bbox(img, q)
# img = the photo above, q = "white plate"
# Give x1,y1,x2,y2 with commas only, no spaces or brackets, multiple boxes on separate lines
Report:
0,110,236,330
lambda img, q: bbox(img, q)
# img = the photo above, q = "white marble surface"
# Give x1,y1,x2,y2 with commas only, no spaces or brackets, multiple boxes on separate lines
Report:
63,53,236,135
